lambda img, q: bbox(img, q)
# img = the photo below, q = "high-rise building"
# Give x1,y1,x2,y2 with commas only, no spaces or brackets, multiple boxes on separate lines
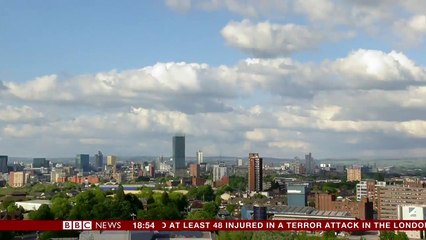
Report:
237,158,243,166
248,153,263,193
75,154,90,172
0,155,8,173
173,135,186,176
213,162,227,182
189,163,200,178
8,171,29,188
356,180,386,209
304,153,315,175
32,158,49,168
196,150,204,164
95,151,103,169
346,166,362,182
107,155,117,173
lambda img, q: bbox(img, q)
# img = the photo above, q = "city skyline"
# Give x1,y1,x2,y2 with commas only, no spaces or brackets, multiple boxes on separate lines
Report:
1,1,426,158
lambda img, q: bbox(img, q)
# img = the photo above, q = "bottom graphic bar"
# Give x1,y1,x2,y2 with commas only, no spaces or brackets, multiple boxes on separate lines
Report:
0,220,425,231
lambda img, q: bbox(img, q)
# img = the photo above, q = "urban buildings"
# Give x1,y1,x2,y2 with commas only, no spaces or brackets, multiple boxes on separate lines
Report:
75,154,90,172
0,155,8,173
107,155,118,175
212,162,227,182
95,151,103,169
196,150,203,164
346,166,362,182
378,186,426,219
237,158,243,166
356,180,386,208
248,153,263,193
189,163,200,178
286,183,308,207
172,135,186,177
32,158,49,168
8,171,29,188
397,205,426,239
315,193,374,220
304,152,314,175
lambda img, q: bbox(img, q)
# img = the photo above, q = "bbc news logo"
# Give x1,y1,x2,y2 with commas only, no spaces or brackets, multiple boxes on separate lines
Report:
63,221,92,230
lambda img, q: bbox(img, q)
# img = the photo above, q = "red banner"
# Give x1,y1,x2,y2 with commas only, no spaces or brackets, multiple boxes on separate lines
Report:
0,220,425,231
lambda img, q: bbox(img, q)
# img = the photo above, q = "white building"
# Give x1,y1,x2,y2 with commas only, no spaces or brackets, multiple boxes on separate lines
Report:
237,158,243,166
397,205,426,239
356,180,386,201
15,200,52,211
197,150,204,164
212,163,227,182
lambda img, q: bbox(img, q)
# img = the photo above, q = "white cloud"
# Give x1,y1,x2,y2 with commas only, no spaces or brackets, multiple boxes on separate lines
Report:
165,0,191,12
221,20,328,57
0,105,44,122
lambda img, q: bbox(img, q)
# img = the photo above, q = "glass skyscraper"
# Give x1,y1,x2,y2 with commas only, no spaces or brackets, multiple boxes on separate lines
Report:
173,135,186,174
75,154,90,172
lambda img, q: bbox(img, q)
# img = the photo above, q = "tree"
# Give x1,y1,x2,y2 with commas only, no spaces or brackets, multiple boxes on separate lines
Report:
202,202,219,219
1,197,15,210
29,204,54,220
0,232,14,240
51,196,72,220
161,192,170,205
186,210,211,220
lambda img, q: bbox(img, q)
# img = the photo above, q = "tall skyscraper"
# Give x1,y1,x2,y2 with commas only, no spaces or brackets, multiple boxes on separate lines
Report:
196,150,204,164
0,155,8,173
173,135,186,176
75,154,90,172
32,158,49,168
304,153,314,175
95,151,103,169
248,153,263,193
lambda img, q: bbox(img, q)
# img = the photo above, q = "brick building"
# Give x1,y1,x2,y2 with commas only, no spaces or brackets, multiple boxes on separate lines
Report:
377,185,426,219
315,193,374,220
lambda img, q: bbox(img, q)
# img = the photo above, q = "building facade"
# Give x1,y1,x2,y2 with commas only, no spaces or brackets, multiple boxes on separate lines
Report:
189,163,200,178
397,205,426,239
8,171,29,188
196,150,203,164
287,183,308,207
213,162,227,182
32,158,49,168
95,151,103,169
356,180,386,209
0,155,8,173
347,166,362,182
248,153,263,193
315,193,374,220
378,186,426,219
304,153,314,175
75,154,90,172
173,135,186,176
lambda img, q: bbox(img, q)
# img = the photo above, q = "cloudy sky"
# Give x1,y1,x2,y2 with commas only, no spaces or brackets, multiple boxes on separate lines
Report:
1,1,426,158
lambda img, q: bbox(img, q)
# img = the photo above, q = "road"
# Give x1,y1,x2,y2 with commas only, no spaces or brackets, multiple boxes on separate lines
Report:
13,232,38,240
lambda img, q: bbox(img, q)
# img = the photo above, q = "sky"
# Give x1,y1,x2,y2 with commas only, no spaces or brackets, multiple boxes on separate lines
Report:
1,0,426,159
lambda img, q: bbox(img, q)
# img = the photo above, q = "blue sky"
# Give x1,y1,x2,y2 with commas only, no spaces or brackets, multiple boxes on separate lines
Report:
1,0,426,158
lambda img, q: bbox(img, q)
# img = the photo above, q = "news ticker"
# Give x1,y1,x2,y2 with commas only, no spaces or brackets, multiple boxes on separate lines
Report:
0,220,425,231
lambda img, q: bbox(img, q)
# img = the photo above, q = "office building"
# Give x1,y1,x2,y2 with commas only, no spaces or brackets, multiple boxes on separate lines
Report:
378,186,426,219
304,153,315,175
189,163,200,178
347,166,362,182
356,180,386,209
248,153,263,193
213,162,227,182
287,183,308,207
315,193,374,220
75,154,90,172
9,171,29,188
0,155,8,173
197,150,204,164
398,205,426,239
237,158,243,166
32,158,49,168
95,151,103,169
173,135,186,176
107,155,117,167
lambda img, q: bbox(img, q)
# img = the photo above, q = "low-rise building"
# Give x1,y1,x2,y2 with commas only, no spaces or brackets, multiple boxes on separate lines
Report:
397,205,426,239
315,193,374,220
15,200,52,211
